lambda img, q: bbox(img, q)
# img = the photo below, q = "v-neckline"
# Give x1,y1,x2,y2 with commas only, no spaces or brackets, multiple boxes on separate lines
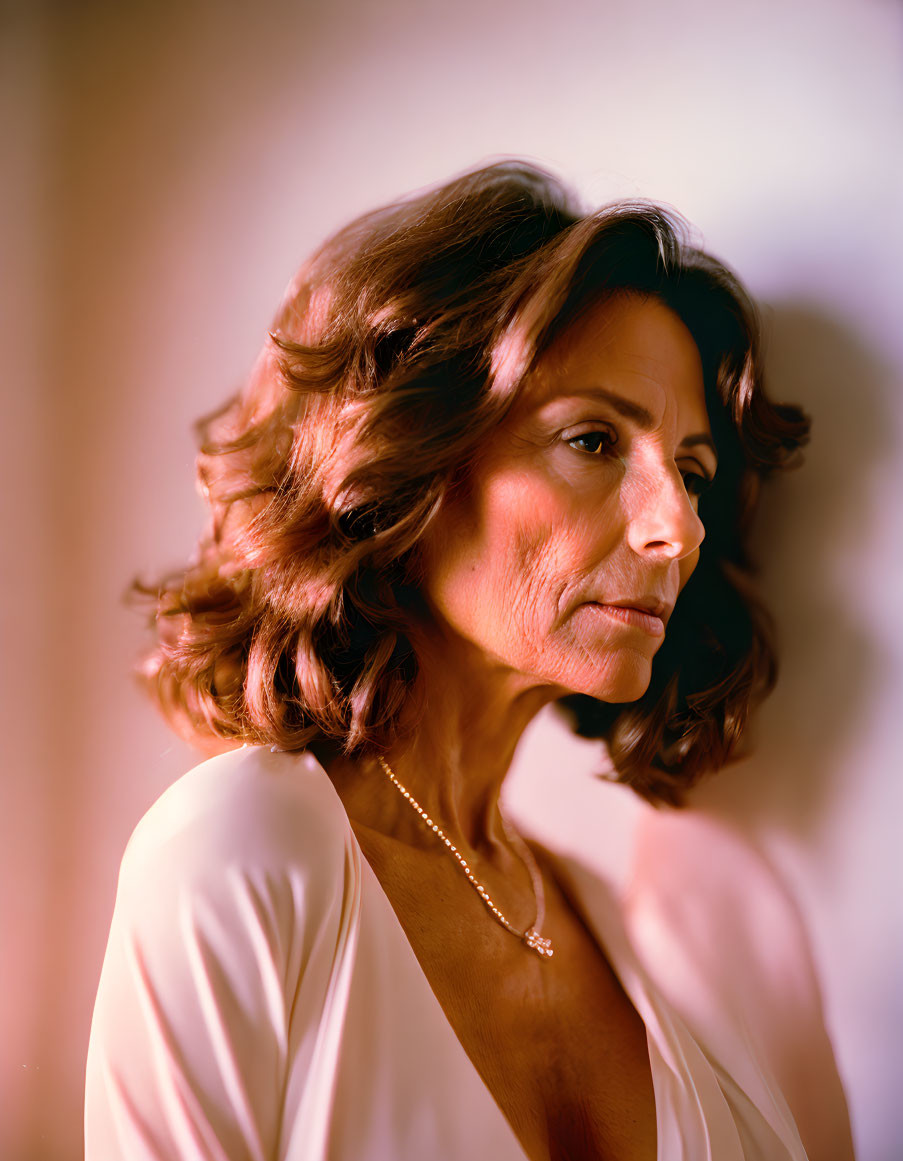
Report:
304,749,665,1161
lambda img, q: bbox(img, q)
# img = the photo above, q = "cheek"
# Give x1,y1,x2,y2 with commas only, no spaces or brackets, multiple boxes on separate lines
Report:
424,469,600,640
496,474,618,599
466,478,565,634
420,477,539,632
423,448,636,670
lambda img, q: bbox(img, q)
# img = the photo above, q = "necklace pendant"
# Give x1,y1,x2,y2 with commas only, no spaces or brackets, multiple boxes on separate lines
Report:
524,928,554,959
377,757,555,962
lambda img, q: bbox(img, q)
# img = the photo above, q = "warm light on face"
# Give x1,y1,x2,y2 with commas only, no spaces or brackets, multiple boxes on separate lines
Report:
421,294,714,703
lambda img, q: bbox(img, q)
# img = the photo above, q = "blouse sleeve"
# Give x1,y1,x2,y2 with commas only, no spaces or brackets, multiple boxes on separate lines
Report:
84,748,353,1161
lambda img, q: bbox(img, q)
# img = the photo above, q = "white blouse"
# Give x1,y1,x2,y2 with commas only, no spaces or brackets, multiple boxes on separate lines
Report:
85,744,849,1160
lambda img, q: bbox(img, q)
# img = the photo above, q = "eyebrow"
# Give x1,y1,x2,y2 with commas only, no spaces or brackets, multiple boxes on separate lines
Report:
553,386,718,461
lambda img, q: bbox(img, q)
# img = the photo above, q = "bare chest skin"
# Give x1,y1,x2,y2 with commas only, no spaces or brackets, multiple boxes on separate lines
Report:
352,824,658,1161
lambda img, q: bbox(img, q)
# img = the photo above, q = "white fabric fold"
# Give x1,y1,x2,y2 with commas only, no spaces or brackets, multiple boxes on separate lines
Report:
86,745,824,1160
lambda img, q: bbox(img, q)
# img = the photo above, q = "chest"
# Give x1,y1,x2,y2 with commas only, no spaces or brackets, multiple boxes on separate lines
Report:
430,921,657,1159
352,838,658,1161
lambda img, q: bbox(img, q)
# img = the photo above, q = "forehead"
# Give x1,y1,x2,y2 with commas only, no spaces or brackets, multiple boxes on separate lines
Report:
520,293,709,431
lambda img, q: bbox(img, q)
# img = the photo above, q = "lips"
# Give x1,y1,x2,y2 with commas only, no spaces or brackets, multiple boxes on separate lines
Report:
605,596,669,620
583,594,673,638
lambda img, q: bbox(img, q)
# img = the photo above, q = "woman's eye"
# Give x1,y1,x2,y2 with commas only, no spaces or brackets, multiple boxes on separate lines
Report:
682,470,714,497
566,427,618,456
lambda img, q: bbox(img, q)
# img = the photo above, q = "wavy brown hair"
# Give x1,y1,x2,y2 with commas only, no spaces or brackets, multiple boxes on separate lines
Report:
136,160,809,804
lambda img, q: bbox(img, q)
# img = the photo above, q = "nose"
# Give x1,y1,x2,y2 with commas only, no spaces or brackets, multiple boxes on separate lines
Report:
625,466,706,562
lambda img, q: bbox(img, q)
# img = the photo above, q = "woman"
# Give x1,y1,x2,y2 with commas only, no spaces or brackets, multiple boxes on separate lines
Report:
85,161,854,1160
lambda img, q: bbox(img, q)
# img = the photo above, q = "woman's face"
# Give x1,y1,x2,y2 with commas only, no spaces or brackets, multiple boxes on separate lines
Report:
421,293,717,704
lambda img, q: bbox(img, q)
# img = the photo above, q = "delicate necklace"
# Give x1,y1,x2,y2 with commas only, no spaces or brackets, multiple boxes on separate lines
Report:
376,756,554,959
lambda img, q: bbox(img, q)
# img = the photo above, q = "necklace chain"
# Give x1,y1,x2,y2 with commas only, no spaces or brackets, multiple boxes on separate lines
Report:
376,757,554,959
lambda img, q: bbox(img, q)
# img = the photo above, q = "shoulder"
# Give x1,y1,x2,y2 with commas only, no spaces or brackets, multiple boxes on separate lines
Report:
628,808,803,965
627,808,855,1160
626,808,817,1021
117,746,355,935
125,745,349,864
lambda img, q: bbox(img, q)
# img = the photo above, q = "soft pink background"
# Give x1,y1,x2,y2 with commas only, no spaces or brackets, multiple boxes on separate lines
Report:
2,1,901,1157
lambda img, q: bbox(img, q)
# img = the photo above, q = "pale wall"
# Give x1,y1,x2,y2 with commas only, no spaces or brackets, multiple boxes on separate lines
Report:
2,0,901,1157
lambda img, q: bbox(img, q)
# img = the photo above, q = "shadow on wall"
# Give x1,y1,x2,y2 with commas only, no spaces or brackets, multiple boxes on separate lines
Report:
692,301,895,839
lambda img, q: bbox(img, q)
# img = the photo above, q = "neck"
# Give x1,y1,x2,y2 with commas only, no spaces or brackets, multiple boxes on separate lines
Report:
324,624,564,854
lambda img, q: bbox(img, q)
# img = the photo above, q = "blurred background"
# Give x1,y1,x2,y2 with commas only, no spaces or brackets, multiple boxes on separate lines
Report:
2,0,901,1157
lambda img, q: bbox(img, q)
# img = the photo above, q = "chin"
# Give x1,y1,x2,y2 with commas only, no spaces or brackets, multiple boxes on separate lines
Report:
573,652,654,704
